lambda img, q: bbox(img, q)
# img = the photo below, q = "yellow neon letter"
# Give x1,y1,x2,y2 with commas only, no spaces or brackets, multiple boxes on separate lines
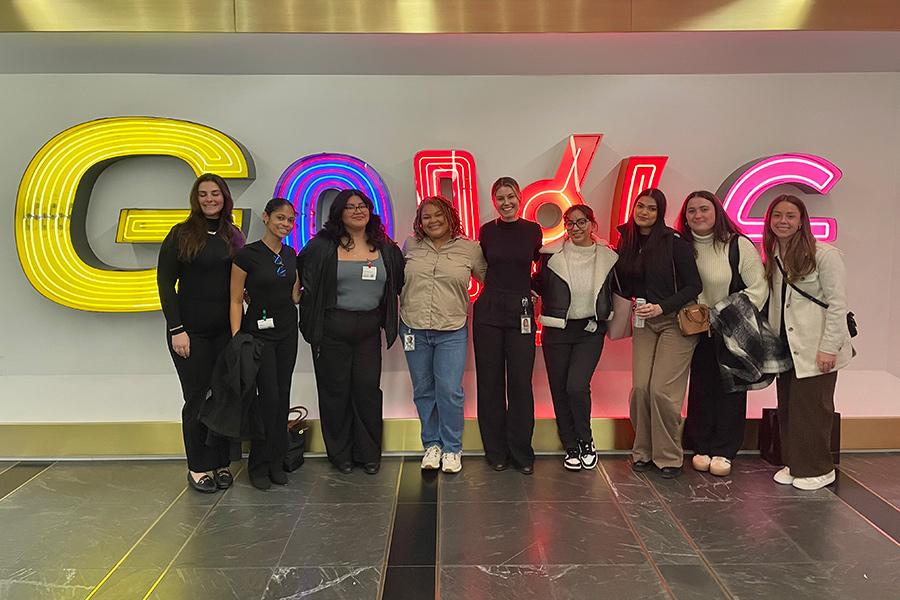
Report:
15,117,253,312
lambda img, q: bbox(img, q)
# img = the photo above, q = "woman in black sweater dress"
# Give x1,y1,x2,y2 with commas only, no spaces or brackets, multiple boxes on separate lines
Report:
157,174,245,493
474,177,543,474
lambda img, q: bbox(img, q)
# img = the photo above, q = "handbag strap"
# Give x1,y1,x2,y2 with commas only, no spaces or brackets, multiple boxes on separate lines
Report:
774,257,828,309
728,235,747,295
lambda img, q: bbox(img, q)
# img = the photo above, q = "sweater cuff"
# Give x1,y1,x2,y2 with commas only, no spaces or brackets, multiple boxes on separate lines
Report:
168,325,185,336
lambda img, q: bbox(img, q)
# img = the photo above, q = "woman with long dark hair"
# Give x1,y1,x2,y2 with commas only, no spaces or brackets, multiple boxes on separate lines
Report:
533,204,618,471
474,177,543,474
230,198,301,490
763,194,852,491
401,196,486,473
157,173,245,493
616,188,702,478
298,189,404,474
676,191,768,477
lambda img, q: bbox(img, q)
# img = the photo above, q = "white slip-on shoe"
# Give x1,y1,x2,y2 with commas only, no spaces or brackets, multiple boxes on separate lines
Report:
792,470,835,491
773,466,794,485
441,452,462,474
709,457,732,477
421,445,442,470
692,454,711,472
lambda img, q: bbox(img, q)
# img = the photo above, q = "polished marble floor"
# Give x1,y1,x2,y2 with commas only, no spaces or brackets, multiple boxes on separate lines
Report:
0,454,897,599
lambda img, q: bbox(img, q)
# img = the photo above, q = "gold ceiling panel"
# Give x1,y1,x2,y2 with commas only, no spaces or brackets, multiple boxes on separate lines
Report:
236,0,633,33
632,0,900,32
0,0,235,32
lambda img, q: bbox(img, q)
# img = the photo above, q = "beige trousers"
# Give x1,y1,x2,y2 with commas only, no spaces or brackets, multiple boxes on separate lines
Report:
629,314,698,468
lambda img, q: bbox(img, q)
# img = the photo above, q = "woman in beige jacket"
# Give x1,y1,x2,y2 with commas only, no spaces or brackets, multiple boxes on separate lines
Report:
763,194,853,491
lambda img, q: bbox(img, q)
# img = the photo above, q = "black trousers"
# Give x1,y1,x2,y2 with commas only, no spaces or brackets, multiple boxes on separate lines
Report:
248,328,299,475
542,319,605,450
168,330,231,473
684,333,747,460
313,308,384,466
473,321,536,467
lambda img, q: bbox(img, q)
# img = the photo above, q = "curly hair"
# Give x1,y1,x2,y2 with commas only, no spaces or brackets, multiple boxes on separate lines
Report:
320,189,390,250
413,196,463,241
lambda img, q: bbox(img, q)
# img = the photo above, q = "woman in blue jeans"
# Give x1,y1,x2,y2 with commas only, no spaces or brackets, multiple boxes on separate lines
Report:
400,196,487,473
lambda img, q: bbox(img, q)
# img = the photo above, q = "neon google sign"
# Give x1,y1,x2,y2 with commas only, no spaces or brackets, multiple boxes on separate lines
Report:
15,117,842,313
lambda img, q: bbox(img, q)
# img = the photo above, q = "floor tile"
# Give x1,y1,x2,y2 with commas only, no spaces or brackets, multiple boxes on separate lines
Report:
440,502,539,566
528,502,646,565
439,461,528,503
597,457,658,505
657,564,730,600
219,467,312,506
838,453,900,507
621,501,702,565
305,459,401,504
716,560,900,600
521,459,614,502
440,565,555,600
280,503,392,567
118,498,210,569
0,567,161,600
147,567,273,599
174,504,302,568
546,564,670,600
263,566,382,599
382,566,433,600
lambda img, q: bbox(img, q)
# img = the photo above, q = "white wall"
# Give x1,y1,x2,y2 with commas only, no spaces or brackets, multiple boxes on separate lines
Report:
1,73,898,422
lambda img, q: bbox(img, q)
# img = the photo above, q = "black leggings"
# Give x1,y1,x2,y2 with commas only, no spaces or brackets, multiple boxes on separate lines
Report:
313,309,384,466
248,329,299,475
168,330,231,473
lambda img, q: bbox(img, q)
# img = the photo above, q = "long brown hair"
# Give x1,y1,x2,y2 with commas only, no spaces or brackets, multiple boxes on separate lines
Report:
413,196,462,241
177,173,244,261
762,194,817,284
616,188,671,280
675,190,740,250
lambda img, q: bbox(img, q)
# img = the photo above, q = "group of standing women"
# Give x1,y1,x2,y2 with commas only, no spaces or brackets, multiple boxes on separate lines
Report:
158,171,851,494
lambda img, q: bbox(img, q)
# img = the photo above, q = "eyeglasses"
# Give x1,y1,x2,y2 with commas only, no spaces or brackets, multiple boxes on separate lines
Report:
564,218,590,230
273,253,286,278
343,203,369,213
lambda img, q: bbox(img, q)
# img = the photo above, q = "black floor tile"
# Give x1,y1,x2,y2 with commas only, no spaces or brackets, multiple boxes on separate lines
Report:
219,467,312,506
0,462,18,476
440,502,539,565
0,462,51,501
0,567,161,600
397,459,438,503
147,567,273,599
666,502,815,565
598,457,658,505
440,565,555,600
118,497,210,569
621,501,702,565
837,453,900,508
528,502,646,565
382,566,434,600
546,565,670,600
831,469,900,542
388,502,437,566
280,503,392,567
174,504,302,568
305,459,401,504
439,461,528,503
521,459,614,502
264,566,382,599
716,560,900,600
657,564,730,600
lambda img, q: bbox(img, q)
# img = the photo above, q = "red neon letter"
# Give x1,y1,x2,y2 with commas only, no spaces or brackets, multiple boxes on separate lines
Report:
717,153,842,243
413,149,482,299
521,135,603,244
609,156,668,246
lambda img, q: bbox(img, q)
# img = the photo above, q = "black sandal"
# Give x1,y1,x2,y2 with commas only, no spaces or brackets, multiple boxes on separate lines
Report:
187,472,217,493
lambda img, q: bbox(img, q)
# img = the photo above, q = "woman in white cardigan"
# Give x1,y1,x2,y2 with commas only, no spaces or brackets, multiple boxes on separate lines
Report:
763,194,853,491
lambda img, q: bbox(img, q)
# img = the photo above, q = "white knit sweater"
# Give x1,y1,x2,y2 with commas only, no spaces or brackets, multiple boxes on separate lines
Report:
693,233,768,310
563,242,598,319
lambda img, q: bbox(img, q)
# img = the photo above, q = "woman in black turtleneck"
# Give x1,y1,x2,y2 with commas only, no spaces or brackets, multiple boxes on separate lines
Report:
474,177,543,474
157,174,245,493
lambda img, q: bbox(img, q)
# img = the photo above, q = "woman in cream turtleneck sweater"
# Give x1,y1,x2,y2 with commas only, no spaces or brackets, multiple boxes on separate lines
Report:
676,191,768,477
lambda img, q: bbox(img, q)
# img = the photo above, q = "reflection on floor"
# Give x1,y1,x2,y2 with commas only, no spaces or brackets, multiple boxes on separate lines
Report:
0,454,897,599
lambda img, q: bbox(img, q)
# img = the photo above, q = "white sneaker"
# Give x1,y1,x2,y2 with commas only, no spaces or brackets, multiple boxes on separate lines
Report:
579,440,598,470
564,448,582,471
692,454,711,472
441,452,462,473
421,445,442,470
709,457,732,477
792,470,835,491
773,466,794,485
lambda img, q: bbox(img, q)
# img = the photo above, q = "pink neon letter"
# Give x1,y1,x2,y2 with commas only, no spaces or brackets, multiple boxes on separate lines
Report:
521,135,603,244
413,149,482,299
717,154,842,243
609,156,668,246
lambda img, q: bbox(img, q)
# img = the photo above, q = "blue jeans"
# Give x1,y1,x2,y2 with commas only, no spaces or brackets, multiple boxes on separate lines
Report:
402,321,468,453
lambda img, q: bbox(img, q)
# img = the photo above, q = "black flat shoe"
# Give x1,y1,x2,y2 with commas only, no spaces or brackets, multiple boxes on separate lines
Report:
660,466,683,479
187,472,217,494
517,464,534,475
337,462,353,474
490,462,509,472
631,460,654,473
363,463,380,475
214,469,234,490
249,470,271,490
269,467,288,485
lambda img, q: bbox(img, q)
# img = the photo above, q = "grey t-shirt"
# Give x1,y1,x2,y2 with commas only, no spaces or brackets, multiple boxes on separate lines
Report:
335,253,387,311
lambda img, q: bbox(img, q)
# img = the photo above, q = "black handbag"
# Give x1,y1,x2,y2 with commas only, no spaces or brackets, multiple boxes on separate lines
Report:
283,406,309,472
775,257,857,338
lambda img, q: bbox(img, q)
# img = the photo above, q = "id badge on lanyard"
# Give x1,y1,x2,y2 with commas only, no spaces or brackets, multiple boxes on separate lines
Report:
361,259,377,281
520,297,532,335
